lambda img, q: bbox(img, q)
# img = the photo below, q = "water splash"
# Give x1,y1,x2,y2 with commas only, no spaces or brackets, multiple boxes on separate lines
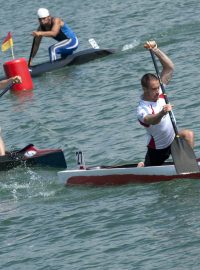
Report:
121,40,140,51
0,168,59,201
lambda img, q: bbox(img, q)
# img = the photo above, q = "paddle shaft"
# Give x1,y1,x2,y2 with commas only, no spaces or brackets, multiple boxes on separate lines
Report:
0,82,13,98
28,37,36,67
150,50,179,135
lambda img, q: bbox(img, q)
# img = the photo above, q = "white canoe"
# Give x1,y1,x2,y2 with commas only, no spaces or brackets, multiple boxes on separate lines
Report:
57,161,200,186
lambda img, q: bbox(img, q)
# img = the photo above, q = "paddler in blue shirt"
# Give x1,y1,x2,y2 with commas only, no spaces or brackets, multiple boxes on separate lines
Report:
30,8,79,64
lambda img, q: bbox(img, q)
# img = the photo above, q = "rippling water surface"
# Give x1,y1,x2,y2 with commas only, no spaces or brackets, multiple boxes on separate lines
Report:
1,0,200,269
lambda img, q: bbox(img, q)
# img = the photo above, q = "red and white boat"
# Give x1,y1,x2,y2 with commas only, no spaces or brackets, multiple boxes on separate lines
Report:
57,152,200,186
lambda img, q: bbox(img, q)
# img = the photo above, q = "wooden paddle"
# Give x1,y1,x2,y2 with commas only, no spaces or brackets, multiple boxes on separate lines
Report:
150,49,199,174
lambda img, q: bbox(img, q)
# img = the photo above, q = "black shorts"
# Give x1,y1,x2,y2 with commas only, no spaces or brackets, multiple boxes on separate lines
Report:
144,146,171,166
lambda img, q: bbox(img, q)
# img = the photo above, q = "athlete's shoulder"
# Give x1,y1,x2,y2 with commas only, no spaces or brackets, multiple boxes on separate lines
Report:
52,17,62,25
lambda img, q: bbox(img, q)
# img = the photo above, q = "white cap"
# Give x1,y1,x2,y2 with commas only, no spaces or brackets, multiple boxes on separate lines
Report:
37,8,50,19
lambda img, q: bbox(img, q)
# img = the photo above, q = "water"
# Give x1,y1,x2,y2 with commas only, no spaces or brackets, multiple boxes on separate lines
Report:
1,0,200,269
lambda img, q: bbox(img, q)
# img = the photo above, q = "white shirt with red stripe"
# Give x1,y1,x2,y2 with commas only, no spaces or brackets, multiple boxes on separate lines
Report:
137,90,175,149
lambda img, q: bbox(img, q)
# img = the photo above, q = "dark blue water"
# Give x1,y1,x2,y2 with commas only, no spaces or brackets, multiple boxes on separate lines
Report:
1,0,200,269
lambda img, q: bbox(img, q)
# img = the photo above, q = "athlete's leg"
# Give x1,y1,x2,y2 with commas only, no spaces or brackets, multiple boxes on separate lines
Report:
0,135,5,156
48,37,79,62
178,129,194,148
144,146,171,166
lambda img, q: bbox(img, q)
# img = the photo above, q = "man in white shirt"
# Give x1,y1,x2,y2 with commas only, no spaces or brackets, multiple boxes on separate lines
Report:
137,40,194,166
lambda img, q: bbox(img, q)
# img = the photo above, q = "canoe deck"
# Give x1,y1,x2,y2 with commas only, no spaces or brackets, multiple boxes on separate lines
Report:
29,48,115,77
57,160,200,186
0,48,115,80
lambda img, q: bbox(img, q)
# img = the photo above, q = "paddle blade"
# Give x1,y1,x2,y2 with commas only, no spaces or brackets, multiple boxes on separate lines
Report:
171,137,199,174
88,38,100,49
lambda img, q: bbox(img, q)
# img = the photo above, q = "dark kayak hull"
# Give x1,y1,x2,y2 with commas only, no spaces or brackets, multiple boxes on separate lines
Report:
0,48,115,80
1,144,67,171
29,48,115,77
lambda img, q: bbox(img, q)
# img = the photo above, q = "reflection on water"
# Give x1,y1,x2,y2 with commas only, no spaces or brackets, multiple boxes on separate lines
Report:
11,89,34,104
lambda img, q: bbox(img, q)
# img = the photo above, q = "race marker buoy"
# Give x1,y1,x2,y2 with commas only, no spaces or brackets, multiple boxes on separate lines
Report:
3,58,34,91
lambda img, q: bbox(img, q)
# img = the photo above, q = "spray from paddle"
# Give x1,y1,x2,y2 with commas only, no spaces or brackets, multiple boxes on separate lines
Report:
88,38,140,52
121,40,140,51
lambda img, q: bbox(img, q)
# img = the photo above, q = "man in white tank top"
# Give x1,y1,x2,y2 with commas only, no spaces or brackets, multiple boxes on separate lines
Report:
137,40,194,166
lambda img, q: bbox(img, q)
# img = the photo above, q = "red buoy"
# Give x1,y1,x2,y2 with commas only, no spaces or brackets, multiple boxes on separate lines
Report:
3,58,34,91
